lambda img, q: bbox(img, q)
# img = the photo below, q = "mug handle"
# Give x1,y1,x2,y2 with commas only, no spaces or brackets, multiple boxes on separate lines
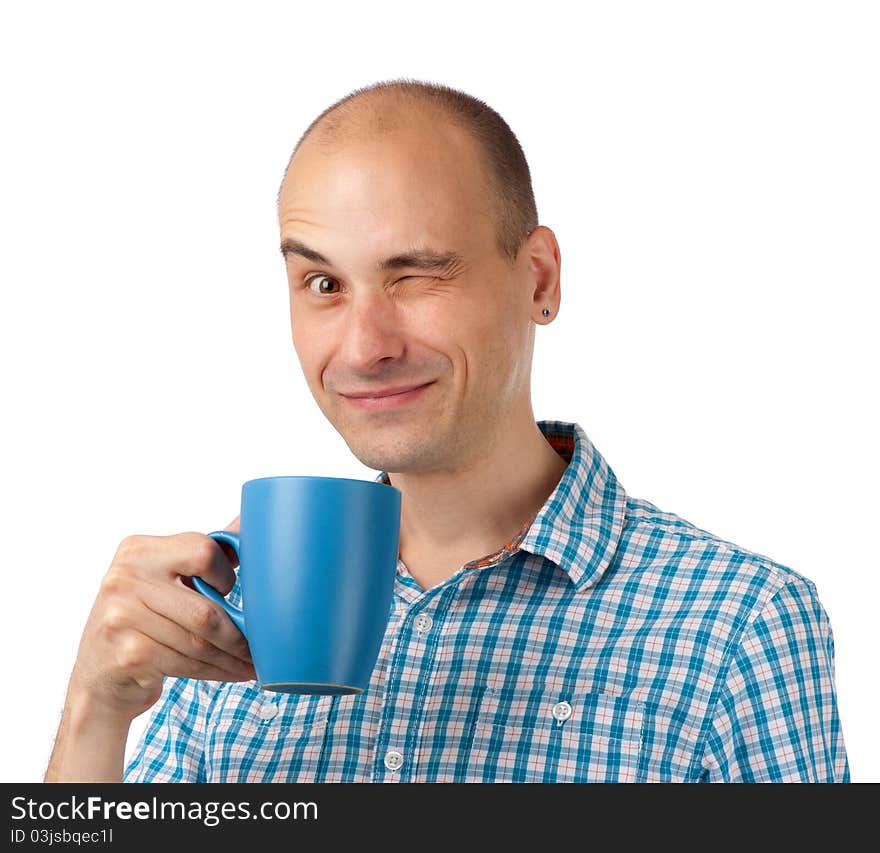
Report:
191,530,247,639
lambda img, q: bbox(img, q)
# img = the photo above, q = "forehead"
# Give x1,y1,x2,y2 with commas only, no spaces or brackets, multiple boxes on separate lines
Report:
278,125,496,258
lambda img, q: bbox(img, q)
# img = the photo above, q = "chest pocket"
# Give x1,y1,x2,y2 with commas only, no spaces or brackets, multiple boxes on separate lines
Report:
205,682,334,782
466,684,646,783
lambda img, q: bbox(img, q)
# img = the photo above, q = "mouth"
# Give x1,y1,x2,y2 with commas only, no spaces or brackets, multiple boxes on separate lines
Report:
341,381,435,411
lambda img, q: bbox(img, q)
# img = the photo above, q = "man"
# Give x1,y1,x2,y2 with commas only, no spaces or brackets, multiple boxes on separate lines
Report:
45,78,849,783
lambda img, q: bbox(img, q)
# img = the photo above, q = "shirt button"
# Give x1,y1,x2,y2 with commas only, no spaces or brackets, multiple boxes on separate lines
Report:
259,702,278,721
414,613,433,634
552,701,572,722
384,750,404,771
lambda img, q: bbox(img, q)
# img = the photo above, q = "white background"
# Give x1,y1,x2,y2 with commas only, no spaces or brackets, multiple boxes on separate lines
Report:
1,1,876,782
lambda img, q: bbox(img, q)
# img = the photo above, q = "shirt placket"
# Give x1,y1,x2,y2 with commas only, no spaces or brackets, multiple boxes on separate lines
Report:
372,573,456,782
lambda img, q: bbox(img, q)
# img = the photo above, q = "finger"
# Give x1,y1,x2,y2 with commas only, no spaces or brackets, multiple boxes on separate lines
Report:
215,515,241,567
136,596,255,676
134,576,253,664
119,533,238,594
120,631,256,685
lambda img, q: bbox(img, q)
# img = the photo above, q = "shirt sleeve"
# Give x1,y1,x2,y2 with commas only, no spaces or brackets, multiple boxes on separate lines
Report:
700,577,850,782
123,676,216,783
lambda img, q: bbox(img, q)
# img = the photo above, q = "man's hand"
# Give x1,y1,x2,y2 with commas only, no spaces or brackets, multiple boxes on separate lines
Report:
45,515,253,782
68,516,254,722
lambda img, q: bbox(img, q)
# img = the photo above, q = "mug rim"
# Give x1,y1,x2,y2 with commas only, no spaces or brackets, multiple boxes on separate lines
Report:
243,474,396,489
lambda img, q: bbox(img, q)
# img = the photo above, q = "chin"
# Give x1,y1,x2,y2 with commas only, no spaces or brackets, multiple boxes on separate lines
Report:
324,397,450,471
345,443,406,474
340,431,430,474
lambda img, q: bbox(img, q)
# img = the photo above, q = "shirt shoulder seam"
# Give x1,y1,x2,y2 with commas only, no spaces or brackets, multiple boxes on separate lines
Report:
623,512,814,590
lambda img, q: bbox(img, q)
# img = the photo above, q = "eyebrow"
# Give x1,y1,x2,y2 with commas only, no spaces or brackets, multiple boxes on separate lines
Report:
280,237,464,273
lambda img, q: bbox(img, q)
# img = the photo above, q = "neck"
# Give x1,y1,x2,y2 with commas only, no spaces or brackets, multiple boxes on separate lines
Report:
386,417,569,590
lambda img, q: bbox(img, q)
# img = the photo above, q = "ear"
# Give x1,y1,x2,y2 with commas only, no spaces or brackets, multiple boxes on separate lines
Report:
523,226,561,323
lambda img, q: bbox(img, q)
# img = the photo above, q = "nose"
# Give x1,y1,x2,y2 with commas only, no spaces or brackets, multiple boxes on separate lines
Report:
336,290,406,372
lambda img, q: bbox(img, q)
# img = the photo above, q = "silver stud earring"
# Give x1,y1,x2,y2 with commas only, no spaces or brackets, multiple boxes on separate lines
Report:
542,308,550,317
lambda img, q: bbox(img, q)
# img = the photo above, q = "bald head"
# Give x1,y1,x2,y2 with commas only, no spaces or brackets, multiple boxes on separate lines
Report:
278,78,539,265
304,88,423,152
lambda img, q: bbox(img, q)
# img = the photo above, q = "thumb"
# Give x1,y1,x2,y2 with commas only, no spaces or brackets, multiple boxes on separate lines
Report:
213,514,241,569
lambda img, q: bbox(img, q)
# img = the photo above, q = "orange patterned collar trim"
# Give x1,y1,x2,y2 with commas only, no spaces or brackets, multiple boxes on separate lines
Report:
377,428,575,571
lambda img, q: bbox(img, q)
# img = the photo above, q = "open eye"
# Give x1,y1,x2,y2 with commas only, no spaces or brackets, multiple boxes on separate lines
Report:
305,274,341,296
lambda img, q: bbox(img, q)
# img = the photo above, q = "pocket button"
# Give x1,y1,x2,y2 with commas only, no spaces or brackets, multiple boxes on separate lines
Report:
384,750,404,771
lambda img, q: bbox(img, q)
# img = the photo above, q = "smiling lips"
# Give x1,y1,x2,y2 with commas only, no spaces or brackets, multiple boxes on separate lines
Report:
341,381,434,410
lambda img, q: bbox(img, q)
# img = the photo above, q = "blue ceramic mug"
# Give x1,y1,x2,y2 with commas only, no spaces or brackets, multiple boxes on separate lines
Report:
192,475,401,695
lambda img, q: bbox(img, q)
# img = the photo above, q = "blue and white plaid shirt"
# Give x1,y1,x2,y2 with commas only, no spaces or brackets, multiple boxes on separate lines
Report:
123,420,849,783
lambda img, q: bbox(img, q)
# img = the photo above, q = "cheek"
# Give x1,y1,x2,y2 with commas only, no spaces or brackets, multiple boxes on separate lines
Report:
291,318,331,385
464,314,531,394
456,320,518,380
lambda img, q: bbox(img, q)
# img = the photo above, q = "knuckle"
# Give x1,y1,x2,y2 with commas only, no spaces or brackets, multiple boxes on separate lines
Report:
189,601,218,634
116,635,148,670
99,571,126,597
115,535,146,561
102,602,129,633
188,534,218,568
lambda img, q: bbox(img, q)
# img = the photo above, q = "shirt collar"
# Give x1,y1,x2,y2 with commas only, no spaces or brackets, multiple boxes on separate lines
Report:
374,420,628,592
